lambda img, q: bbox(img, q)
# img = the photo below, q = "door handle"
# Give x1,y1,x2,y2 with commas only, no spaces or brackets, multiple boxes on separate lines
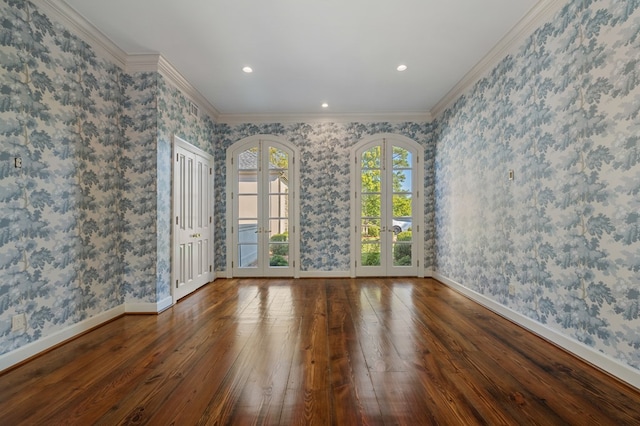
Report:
192,233,201,238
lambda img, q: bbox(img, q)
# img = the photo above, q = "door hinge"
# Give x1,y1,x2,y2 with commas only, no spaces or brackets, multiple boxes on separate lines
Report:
293,260,295,267
231,157,234,165
231,226,234,233
176,279,179,288
418,260,420,267
176,153,179,162
176,216,179,225
355,261,358,267
210,216,212,224
232,261,234,267
210,167,212,175
210,265,212,272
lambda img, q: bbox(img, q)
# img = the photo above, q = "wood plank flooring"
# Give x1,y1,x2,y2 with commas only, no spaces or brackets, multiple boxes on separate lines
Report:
1,278,639,425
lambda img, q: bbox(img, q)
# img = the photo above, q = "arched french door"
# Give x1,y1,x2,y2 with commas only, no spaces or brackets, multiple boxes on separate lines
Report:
351,134,424,277
227,136,299,277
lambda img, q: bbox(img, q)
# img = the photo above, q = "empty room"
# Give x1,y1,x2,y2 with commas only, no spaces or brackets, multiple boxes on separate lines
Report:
1,0,640,424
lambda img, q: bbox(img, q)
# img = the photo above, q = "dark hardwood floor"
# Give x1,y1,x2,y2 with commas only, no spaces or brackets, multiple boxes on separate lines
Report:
1,278,639,425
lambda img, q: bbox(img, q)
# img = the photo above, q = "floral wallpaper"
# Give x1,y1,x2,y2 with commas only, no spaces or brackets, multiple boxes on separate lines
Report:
0,0,215,357
435,0,640,370
0,0,129,354
214,122,436,273
2,0,637,385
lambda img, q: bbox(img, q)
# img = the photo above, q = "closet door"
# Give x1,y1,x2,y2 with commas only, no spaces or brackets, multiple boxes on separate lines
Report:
173,136,214,300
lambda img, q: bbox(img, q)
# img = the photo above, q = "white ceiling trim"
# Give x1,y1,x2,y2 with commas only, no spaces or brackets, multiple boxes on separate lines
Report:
217,111,433,125
157,56,221,122
36,0,221,122
36,0,127,69
126,53,161,73
431,0,566,119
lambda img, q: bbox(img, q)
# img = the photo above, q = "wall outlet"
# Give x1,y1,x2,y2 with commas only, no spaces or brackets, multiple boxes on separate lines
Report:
11,313,26,332
508,285,516,296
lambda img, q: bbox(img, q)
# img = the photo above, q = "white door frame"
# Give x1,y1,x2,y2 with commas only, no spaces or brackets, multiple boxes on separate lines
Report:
350,134,424,277
226,135,300,278
171,135,214,303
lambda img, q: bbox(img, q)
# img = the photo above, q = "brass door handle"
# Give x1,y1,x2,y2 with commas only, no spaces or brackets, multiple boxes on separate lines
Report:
192,233,201,238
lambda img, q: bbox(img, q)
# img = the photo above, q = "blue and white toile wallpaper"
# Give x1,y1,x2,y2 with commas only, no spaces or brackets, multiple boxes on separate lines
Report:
1,0,639,381
436,0,640,368
214,122,436,273
0,0,215,356
0,0,130,354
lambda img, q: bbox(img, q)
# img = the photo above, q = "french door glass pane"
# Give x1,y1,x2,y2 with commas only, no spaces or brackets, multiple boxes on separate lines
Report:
239,147,258,170
269,194,288,219
269,147,288,170
392,194,412,218
393,169,412,192
238,218,258,269
362,146,381,169
361,218,381,240
238,194,258,219
361,194,381,219
392,147,412,169
393,242,412,266
361,243,381,266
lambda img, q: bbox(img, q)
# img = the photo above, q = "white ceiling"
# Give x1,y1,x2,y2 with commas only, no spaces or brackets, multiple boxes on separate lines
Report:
62,0,540,118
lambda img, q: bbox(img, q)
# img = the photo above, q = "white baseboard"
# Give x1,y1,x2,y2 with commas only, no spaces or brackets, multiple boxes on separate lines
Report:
125,295,173,314
0,295,177,374
0,304,125,373
214,270,228,278
433,272,640,391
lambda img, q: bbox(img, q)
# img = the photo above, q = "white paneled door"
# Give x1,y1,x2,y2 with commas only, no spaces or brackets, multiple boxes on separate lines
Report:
173,136,214,301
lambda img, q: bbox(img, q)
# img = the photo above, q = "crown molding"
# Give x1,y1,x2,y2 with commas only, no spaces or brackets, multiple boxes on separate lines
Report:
35,0,128,69
431,0,566,119
34,1,221,122
126,54,162,74
157,56,221,122
217,111,433,125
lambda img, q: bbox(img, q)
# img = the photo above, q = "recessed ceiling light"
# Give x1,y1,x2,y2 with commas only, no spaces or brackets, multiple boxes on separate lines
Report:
397,64,408,72
242,66,253,73
321,103,329,108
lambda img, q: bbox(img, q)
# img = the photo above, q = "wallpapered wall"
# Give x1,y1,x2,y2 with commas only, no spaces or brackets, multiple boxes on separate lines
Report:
0,0,216,356
214,122,436,273
0,0,130,354
1,0,638,381
436,0,640,369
